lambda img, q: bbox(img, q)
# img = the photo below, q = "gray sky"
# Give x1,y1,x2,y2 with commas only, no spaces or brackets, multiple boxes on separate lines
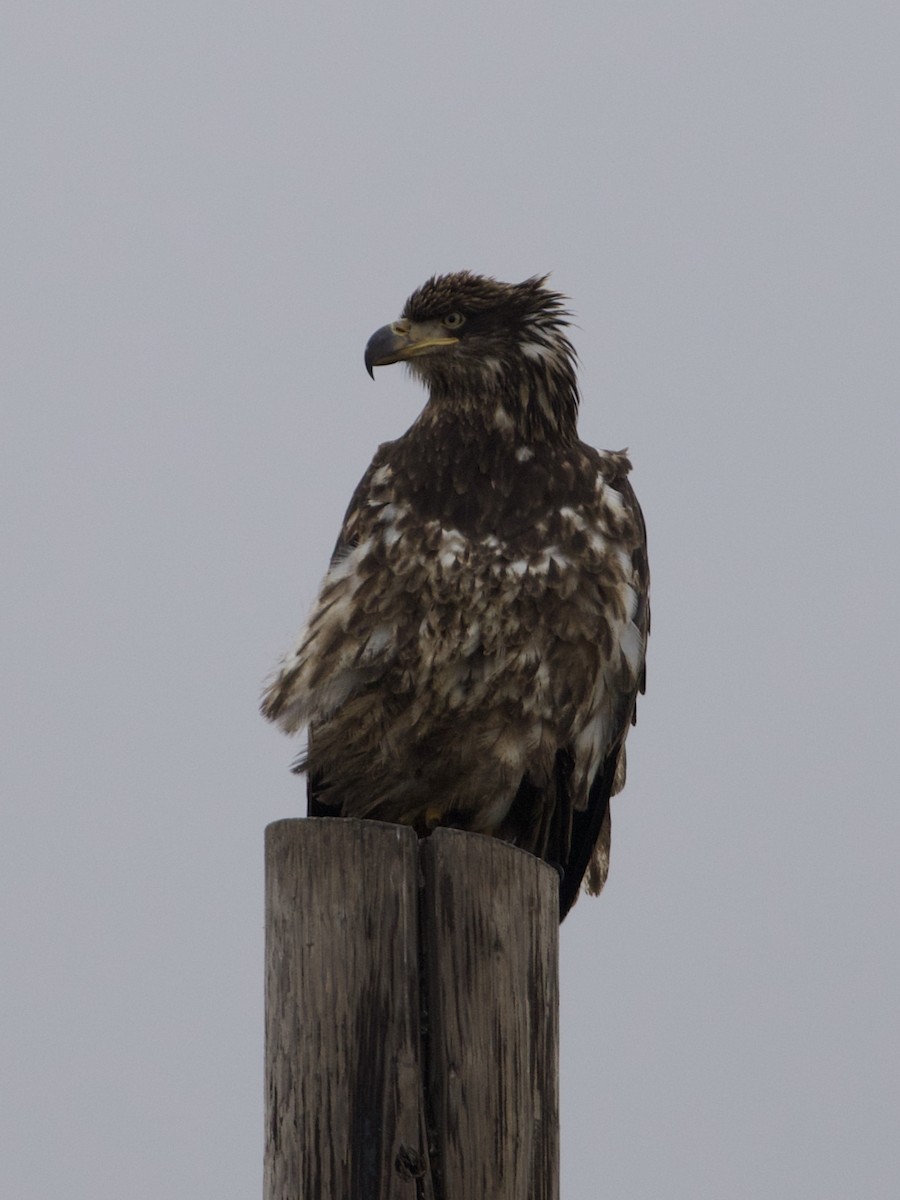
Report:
3,2,899,1196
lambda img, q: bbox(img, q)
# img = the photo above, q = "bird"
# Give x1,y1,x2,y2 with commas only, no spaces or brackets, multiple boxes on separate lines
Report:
261,271,649,918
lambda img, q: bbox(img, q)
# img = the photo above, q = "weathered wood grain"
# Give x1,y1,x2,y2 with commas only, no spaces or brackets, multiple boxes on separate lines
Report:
421,828,560,1200
264,820,559,1199
264,819,428,1200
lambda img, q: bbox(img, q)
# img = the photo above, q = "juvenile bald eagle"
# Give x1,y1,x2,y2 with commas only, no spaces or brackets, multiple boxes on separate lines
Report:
262,272,649,917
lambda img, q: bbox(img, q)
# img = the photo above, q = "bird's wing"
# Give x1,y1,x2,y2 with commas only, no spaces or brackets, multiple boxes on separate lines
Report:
260,447,400,734
559,464,650,917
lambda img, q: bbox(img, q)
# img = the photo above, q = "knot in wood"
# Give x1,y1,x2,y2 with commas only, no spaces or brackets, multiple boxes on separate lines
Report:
395,1144,426,1180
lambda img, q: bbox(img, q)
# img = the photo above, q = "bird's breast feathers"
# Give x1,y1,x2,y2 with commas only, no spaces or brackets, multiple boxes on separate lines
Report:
263,448,645,814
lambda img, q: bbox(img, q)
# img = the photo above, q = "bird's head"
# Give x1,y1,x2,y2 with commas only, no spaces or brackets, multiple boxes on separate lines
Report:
364,271,580,441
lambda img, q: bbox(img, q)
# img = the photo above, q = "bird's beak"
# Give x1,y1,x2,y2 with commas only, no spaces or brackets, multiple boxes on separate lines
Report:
364,319,460,378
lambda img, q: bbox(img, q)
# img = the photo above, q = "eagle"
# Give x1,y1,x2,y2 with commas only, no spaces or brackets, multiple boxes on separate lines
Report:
262,272,649,918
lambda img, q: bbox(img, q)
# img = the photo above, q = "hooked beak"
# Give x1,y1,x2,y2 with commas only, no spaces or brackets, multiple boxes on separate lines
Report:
364,319,460,378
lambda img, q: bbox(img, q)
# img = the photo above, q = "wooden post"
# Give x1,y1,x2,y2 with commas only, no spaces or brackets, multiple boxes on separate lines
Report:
265,818,559,1200
421,829,559,1199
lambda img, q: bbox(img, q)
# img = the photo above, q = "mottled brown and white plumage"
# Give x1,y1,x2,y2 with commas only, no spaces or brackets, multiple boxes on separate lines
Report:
262,272,649,917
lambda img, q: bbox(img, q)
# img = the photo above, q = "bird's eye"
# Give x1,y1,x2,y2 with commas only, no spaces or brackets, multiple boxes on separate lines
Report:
442,312,465,329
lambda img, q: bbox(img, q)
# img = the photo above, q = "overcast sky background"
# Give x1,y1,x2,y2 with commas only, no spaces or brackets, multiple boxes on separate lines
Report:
3,3,899,1197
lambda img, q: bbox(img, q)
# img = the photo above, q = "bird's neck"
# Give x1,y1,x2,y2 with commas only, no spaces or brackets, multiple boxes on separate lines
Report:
419,369,579,447
395,386,583,537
